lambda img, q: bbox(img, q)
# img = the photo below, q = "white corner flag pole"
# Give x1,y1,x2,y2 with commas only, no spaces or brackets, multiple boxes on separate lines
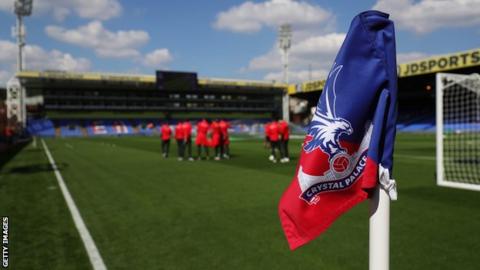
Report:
369,166,397,270
369,185,390,270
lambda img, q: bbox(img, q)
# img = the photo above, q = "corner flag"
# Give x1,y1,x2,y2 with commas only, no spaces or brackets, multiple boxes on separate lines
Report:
278,10,398,250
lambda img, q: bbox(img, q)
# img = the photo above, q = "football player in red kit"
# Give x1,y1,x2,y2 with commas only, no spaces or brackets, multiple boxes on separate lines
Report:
210,120,222,160
195,119,210,160
160,122,171,158
278,120,290,163
174,122,185,161
183,120,194,161
267,120,281,163
219,119,230,159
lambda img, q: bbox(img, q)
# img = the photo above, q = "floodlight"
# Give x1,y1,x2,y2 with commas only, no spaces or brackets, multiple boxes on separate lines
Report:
10,0,33,127
278,23,292,84
278,24,292,51
278,23,292,122
15,0,33,16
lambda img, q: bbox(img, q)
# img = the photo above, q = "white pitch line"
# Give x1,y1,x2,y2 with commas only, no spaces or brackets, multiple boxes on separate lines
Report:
41,139,107,270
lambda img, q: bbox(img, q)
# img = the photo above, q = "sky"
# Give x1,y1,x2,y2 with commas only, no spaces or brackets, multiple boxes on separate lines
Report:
0,0,479,85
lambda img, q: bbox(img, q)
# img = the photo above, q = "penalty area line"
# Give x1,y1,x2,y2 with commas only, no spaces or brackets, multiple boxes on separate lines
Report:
41,139,107,270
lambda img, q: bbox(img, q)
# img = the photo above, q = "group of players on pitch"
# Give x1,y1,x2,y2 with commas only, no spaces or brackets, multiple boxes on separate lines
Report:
264,120,290,163
160,119,230,161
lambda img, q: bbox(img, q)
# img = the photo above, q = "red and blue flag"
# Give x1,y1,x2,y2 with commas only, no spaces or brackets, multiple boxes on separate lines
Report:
278,10,398,250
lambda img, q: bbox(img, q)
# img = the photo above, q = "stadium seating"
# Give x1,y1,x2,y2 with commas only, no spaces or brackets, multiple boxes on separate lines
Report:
59,120,83,137
27,117,455,137
400,123,434,132
35,117,463,137
131,119,159,136
85,120,136,136
27,119,56,137
396,113,435,133
26,118,281,137
444,123,480,133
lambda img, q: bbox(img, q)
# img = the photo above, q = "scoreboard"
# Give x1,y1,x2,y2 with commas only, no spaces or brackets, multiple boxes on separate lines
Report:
156,70,198,91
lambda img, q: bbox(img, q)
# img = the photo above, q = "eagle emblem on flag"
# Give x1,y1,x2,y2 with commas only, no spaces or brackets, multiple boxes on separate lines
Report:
303,64,353,160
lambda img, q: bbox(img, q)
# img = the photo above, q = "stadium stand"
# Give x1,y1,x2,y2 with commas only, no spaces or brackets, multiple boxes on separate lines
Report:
29,111,476,137
396,112,435,132
16,70,285,138
11,48,480,137
58,120,83,137
26,119,55,137
23,118,279,138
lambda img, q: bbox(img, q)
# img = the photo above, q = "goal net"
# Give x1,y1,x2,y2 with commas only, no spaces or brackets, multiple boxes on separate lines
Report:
436,73,480,191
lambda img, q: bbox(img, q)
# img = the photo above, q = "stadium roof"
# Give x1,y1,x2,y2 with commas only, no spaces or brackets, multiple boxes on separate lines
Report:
16,70,288,90
397,47,479,77
15,47,480,95
289,47,480,95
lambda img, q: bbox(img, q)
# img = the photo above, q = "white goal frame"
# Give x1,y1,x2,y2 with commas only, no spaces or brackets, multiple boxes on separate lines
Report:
436,72,480,191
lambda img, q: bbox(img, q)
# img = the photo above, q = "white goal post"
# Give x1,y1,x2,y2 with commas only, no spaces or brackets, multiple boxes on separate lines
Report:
436,73,480,191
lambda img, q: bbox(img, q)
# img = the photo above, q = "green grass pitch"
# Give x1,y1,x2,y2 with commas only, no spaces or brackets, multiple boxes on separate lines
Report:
0,134,479,269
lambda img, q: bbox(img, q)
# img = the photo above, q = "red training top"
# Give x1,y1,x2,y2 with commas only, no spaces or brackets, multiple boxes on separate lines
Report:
183,121,192,139
219,120,230,145
210,121,221,147
161,124,171,140
195,120,209,145
174,123,185,140
278,120,290,141
219,120,229,138
267,122,280,142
